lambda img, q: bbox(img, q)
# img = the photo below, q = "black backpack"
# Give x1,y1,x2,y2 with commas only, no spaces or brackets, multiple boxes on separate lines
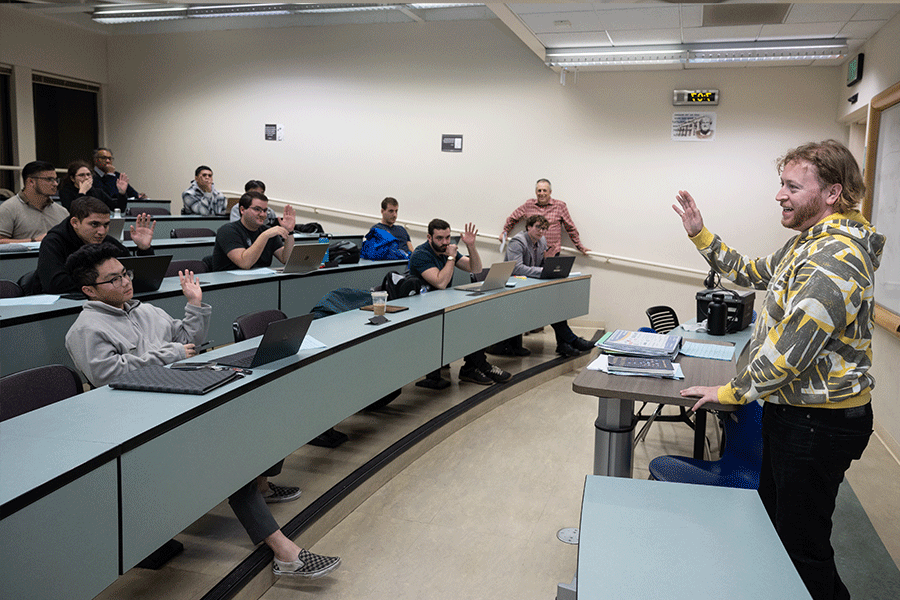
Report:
381,271,425,300
324,240,360,267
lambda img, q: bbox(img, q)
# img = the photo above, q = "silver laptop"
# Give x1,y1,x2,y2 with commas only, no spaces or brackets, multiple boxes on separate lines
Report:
108,217,125,241
455,261,516,293
215,313,314,368
276,243,329,274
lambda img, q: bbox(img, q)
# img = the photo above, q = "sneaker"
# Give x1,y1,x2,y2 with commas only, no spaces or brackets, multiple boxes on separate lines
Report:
556,342,580,358
571,337,595,352
273,549,341,578
459,367,492,385
262,482,302,504
415,376,451,390
483,364,511,383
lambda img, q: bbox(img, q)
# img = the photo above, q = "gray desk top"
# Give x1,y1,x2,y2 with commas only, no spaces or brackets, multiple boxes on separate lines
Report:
1,274,589,515
578,476,811,599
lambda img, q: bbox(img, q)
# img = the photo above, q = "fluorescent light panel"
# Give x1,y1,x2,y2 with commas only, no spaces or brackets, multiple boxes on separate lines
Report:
93,3,405,23
546,39,847,68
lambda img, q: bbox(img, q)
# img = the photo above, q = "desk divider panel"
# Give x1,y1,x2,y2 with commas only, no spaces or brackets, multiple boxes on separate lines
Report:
118,315,442,570
442,277,590,365
0,461,118,600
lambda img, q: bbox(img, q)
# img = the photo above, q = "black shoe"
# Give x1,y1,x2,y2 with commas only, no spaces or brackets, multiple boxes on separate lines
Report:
308,428,349,448
571,337,595,352
483,364,512,383
459,367,493,385
485,342,516,356
416,377,451,390
509,345,531,356
556,342,579,358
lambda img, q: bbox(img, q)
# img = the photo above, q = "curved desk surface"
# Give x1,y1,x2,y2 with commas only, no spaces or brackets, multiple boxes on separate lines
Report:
0,256,405,377
0,274,591,600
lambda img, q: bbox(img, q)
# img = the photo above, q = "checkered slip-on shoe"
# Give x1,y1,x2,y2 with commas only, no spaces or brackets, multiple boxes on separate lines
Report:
262,482,302,503
273,550,341,578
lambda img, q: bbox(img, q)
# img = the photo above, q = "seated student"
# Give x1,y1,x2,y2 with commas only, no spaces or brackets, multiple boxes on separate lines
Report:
230,180,278,226
58,160,128,212
501,215,594,357
373,197,414,252
182,165,227,216
63,243,339,578
0,160,69,244
92,147,145,200
409,218,511,387
32,196,156,295
212,191,295,271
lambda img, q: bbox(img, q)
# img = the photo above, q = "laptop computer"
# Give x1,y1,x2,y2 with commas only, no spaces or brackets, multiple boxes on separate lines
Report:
454,261,516,293
215,313,314,368
540,255,575,279
118,254,173,293
276,243,329,274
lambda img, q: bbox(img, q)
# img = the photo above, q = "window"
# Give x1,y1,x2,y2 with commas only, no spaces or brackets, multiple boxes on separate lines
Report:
0,68,13,192
32,73,99,169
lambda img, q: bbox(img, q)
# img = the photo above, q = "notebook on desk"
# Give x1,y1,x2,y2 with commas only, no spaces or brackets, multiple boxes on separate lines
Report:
275,243,328,274
540,255,575,279
454,261,516,292
109,364,241,395
215,313,314,368
118,254,173,293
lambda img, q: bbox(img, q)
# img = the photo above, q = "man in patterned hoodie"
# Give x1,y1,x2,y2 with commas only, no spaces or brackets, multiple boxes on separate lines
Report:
673,139,884,600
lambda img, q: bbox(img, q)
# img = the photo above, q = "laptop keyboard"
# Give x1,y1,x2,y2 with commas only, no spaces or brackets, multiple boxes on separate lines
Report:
214,348,256,368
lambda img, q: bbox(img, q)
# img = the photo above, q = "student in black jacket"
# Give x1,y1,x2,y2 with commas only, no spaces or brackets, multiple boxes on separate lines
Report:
32,196,155,294
58,160,128,212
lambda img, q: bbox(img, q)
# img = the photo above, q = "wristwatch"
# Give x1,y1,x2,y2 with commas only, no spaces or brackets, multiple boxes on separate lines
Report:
447,255,455,261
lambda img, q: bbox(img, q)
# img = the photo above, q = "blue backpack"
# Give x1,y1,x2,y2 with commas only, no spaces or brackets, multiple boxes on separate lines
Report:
361,227,410,261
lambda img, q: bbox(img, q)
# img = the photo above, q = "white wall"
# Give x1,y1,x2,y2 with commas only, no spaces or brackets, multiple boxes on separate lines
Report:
3,8,897,451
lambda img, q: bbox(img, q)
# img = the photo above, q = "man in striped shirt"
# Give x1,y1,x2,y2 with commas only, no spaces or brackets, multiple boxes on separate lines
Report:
501,178,590,258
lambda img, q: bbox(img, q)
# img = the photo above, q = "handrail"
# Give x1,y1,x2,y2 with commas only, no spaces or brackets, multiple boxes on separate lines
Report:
222,190,707,278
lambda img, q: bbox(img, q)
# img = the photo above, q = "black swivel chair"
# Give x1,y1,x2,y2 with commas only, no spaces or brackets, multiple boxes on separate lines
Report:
633,306,696,447
1,364,82,422
170,227,215,238
0,279,24,298
165,259,208,278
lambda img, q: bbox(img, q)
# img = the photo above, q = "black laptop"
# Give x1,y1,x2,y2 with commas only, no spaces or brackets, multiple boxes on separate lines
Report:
118,255,173,293
215,313,314,368
540,255,575,279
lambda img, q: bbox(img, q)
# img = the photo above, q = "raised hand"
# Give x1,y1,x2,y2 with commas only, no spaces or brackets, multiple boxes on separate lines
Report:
129,212,156,249
179,270,202,306
279,205,296,232
673,190,704,237
460,222,478,246
117,173,130,195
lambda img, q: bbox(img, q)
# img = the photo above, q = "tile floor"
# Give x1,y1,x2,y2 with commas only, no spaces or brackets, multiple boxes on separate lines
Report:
93,328,900,600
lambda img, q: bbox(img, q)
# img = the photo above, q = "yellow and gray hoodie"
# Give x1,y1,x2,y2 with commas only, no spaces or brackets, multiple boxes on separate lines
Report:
690,211,885,408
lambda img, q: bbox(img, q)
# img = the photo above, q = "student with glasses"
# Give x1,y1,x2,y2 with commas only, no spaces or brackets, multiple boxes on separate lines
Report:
0,160,69,244
64,242,342,579
92,147,146,200
211,191,295,271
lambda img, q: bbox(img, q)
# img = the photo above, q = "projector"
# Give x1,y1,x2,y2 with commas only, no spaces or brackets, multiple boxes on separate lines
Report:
696,289,755,333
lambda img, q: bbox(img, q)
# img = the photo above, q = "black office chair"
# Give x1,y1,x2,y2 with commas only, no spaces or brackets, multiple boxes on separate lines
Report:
127,206,170,216
634,306,695,448
165,259,208,278
0,279,24,298
646,305,679,334
232,309,288,343
1,364,83,422
170,227,215,239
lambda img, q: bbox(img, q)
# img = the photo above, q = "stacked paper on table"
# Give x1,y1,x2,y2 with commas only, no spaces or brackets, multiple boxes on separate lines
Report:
596,329,682,359
587,354,684,379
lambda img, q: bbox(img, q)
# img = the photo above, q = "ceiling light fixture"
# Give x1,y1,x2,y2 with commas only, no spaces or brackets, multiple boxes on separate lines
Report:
545,39,847,68
92,3,406,24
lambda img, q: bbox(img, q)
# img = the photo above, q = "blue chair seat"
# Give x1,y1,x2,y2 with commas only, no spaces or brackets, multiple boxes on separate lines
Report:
648,400,763,490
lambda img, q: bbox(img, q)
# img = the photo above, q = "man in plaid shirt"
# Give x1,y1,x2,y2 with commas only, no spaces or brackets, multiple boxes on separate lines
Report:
501,179,590,257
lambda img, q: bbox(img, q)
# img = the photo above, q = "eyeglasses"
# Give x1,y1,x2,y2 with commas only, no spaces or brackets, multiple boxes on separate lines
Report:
93,270,133,288
246,205,267,214
96,155,114,161
31,176,59,184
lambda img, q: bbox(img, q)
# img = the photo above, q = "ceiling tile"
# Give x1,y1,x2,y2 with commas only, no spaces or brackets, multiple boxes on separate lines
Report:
518,11,604,35
852,4,900,20
839,20,888,39
507,3,596,15
759,22,845,40
682,25,764,44
594,6,681,30
785,4,861,24
607,28,683,45
537,31,613,48
680,5,703,29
